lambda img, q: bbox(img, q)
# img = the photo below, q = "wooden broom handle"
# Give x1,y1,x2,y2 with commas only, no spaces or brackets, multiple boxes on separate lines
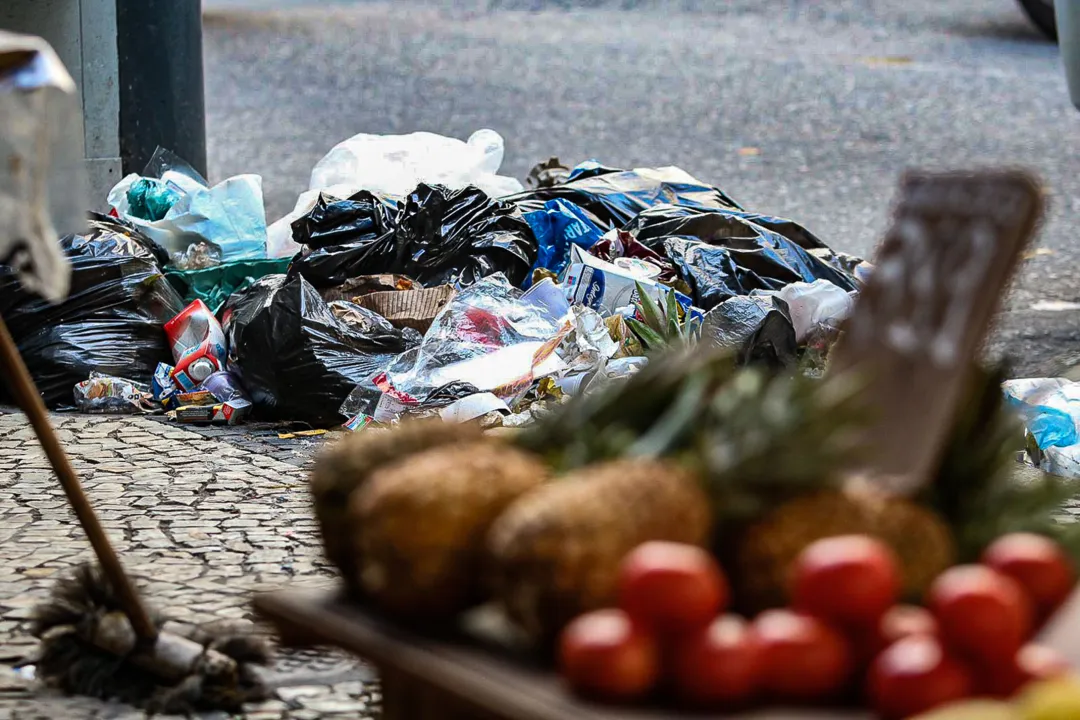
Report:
0,313,158,641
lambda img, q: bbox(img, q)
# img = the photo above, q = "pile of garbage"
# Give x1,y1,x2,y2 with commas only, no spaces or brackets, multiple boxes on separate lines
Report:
1,129,868,430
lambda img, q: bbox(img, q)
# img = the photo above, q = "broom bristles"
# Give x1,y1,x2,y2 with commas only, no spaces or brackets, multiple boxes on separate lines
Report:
31,563,273,714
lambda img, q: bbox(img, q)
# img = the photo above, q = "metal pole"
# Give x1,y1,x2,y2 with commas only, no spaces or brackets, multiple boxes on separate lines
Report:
115,0,207,177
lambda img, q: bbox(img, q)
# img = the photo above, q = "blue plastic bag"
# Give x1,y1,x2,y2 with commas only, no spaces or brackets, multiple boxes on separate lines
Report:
523,199,603,286
1003,378,1080,449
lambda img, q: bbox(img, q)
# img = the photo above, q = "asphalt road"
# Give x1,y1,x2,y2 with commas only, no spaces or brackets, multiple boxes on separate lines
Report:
202,0,1080,375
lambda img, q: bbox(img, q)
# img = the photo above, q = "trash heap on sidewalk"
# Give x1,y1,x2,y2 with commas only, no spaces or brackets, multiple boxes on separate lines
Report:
0,128,873,431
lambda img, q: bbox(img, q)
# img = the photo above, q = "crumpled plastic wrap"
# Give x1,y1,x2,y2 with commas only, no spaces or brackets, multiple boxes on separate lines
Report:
0,213,184,407
340,273,569,421
0,31,87,302
73,373,154,414
222,273,421,424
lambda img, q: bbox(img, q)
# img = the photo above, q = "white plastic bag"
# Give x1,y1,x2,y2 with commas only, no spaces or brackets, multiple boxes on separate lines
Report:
308,129,523,200
774,279,855,344
108,163,268,265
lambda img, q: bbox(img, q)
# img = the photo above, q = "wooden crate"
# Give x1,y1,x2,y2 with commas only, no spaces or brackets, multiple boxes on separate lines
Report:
254,588,871,720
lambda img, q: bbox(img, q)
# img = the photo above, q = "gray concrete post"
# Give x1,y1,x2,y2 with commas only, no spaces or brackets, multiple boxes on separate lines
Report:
0,0,206,210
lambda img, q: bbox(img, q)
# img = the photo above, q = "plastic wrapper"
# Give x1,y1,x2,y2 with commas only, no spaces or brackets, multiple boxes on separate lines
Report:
73,373,154,414
522,199,603,284
308,128,523,200
290,183,537,290
107,148,268,265
1003,378,1080,477
222,273,421,424
200,371,250,403
700,295,798,369
0,31,87,302
506,164,742,230
619,205,859,310
340,274,569,422
0,213,184,407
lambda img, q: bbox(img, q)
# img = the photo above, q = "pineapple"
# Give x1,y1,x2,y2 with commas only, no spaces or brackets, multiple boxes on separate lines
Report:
351,440,549,618
309,419,483,594
732,488,956,612
487,459,712,642
625,283,700,351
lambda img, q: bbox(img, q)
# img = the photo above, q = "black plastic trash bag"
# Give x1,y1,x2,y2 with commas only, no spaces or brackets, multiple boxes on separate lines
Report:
289,184,537,290
287,191,399,289
506,164,742,230
291,191,397,250
623,205,859,310
0,213,184,407
700,295,798,369
222,273,421,425
393,183,536,287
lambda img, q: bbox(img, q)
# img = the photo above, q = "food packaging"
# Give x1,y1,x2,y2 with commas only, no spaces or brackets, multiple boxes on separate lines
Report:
164,299,227,391
562,245,694,316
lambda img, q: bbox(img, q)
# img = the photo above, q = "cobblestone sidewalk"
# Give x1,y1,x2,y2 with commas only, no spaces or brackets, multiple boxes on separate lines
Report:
0,410,375,719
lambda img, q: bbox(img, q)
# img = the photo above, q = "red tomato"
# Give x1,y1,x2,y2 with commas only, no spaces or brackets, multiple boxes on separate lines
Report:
868,635,974,720
855,604,940,663
668,614,763,709
981,533,1076,622
618,541,729,635
558,609,660,702
751,609,853,702
926,565,1033,663
978,643,1072,698
790,535,901,630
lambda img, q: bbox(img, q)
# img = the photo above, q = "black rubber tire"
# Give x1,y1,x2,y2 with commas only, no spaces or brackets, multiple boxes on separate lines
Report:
1017,0,1058,42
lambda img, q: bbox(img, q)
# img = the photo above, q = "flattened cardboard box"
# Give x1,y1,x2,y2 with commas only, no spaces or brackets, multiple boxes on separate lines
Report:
354,285,456,333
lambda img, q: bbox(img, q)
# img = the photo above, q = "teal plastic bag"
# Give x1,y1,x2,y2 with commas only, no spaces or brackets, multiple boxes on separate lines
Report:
127,177,181,221
165,258,292,315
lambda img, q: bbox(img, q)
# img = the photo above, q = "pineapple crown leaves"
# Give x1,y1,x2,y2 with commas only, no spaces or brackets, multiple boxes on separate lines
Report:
625,282,700,351
513,346,738,472
696,367,870,522
922,362,1080,563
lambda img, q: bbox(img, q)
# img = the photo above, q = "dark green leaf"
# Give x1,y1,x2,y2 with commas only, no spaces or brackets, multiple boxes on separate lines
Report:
627,317,667,350
635,282,665,333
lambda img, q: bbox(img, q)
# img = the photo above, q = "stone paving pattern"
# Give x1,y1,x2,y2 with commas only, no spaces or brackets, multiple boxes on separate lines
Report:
0,410,376,719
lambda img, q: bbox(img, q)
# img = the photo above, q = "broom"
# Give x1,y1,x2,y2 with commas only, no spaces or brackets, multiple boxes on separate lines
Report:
0,314,273,714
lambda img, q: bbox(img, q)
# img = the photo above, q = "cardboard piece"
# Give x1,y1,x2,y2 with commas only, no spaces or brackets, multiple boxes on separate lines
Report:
319,274,416,303
353,285,456,333
830,170,1042,495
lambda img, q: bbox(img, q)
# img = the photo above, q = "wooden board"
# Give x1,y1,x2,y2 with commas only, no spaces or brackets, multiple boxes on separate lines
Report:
829,170,1043,495
254,588,871,720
